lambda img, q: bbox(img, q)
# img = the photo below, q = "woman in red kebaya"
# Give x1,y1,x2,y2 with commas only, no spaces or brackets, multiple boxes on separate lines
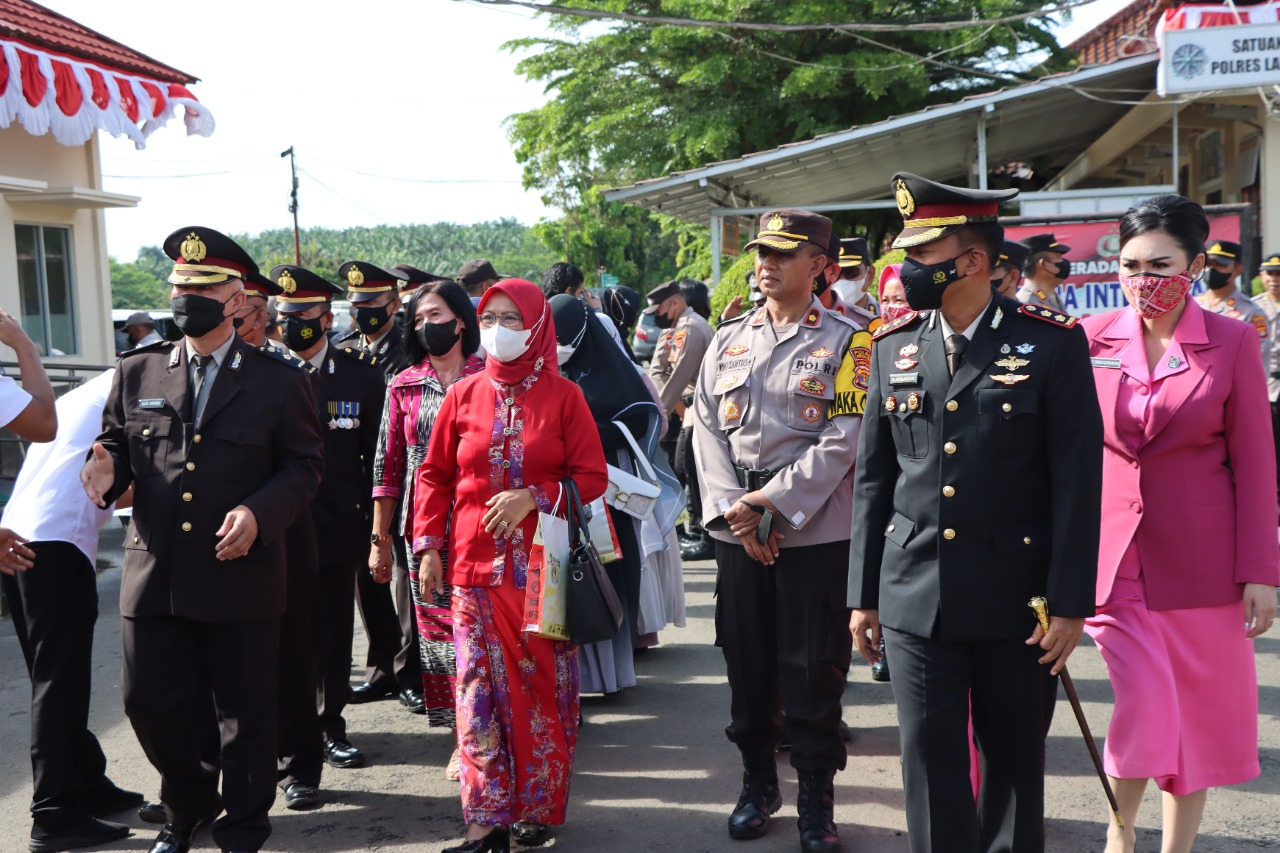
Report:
1081,195,1278,853
412,278,608,853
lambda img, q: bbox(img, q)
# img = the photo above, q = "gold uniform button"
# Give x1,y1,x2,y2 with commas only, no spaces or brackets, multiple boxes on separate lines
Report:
185,462,196,471
946,400,958,412
181,522,192,532
943,528,956,540
193,434,202,444
942,485,955,497
1024,536,1032,545
142,427,151,436
1002,402,1013,413
944,442,957,455
182,492,193,502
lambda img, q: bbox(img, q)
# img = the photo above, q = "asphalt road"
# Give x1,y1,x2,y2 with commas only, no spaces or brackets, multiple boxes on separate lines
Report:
0,524,1276,852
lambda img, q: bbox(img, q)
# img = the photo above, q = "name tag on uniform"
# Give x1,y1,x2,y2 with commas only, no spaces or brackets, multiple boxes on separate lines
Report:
889,372,919,386
1090,357,1121,369
137,398,165,409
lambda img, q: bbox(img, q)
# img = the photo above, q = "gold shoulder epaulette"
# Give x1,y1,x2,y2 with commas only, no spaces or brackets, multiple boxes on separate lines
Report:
871,310,921,340
1018,304,1079,329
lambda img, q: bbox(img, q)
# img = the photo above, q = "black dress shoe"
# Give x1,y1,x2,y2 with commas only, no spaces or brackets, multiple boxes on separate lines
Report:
510,822,550,846
78,781,145,818
147,822,200,853
324,739,366,769
348,681,396,703
138,802,166,824
29,815,129,853
870,637,890,682
283,783,321,810
680,537,715,561
399,688,426,714
442,826,510,853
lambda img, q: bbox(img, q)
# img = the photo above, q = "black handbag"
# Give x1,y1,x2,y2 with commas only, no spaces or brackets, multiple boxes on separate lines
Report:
563,478,624,645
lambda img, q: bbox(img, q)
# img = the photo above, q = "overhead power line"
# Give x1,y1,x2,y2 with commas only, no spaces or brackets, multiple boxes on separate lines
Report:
459,0,1098,33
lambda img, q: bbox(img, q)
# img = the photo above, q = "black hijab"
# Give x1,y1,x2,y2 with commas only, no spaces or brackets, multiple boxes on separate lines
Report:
599,286,641,362
550,294,657,436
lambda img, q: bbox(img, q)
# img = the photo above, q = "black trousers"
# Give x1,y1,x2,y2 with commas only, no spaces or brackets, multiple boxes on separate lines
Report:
674,425,703,530
278,577,323,788
316,561,358,742
122,615,279,852
659,411,681,472
884,626,1059,853
355,530,422,692
1,542,110,825
714,539,852,772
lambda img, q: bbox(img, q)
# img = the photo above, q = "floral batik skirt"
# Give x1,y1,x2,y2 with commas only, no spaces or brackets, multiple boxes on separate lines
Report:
409,549,457,728
452,582,580,826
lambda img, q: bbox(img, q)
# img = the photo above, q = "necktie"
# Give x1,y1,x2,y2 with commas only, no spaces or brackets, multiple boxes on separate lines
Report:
944,334,968,378
191,353,212,423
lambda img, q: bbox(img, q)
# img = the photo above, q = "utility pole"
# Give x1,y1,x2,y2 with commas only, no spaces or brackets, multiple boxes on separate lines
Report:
281,146,300,264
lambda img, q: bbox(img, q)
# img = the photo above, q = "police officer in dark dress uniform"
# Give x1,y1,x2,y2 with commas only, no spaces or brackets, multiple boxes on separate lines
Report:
273,264,388,766
332,262,424,711
81,227,324,853
848,175,1102,853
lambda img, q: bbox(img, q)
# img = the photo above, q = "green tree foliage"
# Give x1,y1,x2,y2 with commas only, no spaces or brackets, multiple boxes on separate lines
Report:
506,1,1073,279
109,257,169,309
708,253,757,323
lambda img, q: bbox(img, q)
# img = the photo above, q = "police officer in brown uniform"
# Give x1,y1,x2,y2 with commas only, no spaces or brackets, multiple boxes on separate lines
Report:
81,227,324,853
334,262,424,709
848,175,1102,853
274,264,389,766
693,210,870,851
646,279,716,560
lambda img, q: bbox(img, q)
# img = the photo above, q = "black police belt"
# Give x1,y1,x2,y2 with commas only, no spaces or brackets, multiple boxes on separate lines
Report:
734,465,777,545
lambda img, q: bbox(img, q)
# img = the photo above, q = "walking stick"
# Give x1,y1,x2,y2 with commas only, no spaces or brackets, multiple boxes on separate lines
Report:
1027,596,1124,830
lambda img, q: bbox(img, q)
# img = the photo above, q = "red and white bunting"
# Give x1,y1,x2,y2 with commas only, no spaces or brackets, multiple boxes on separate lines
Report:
0,36,214,149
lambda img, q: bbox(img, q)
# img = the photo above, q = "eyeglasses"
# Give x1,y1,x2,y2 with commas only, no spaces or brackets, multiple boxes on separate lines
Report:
478,312,523,329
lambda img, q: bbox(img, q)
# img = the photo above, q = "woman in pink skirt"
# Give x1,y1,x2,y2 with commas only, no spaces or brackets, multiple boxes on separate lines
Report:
1081,194,1278,853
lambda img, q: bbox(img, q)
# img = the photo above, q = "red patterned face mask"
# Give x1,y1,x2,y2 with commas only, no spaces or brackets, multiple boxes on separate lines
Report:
881,304,913,324
1119,271,1194,319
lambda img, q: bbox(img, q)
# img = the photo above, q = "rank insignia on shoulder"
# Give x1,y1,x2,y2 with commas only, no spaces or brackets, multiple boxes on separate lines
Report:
871,310,921,340
1019,304,1078,328
803,309,821,327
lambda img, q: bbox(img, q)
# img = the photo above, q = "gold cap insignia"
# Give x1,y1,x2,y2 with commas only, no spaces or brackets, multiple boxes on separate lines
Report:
347,266,366,287
767,214,784,231
895,179,915,219
277,270,297,294
180,232,207,262
1270,256,1280,265
1210,243,1222,253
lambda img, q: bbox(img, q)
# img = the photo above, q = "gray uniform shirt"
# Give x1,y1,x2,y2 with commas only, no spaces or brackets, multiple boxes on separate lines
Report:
1197,285,1272,383
1016,281,1066,314
1257,292,1280,402
648,306,714,427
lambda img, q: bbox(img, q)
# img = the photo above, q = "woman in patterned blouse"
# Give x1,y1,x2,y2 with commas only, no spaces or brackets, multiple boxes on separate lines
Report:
370,281,484,771
413,279,608,853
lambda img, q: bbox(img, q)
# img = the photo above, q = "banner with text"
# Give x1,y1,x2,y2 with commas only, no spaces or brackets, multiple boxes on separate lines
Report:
1004,212,1241,317
1159,20,1280,95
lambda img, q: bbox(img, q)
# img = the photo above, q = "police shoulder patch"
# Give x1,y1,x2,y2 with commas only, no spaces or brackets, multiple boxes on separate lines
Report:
1018,304,1078,329
828,329,874,419
870,310,921,340
254,344,314,373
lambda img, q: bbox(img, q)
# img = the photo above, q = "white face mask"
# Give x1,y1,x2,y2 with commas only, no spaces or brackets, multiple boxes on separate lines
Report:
556,343,577,366
833,276,865,305
480,325,532,363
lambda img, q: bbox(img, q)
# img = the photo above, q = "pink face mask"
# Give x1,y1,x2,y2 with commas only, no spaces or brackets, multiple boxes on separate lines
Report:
1119,271,1194,319
881,304,913,324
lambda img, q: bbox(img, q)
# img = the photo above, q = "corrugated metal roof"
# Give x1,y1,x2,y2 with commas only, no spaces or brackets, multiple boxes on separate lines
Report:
0,0,194,83
605,54,1161,222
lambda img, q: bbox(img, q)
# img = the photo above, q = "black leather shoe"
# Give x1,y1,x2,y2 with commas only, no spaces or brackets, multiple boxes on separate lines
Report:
511,822,550,846
78,781,145,818
147,821,201,853
399,688,425,714
870,637,890,682
442,826,510,853
283,782,321,810
796,770,840,851
29,816,129,853
324,739,366,769
138,802,166,824
348,680,396,703
728,744,781,841
680,537,715,561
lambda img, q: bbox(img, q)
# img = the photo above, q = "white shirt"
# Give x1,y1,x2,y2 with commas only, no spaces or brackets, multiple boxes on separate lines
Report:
937,298,992,342
0,373,33,428
1,369,115,562
133,330,163,348
301,340,329,371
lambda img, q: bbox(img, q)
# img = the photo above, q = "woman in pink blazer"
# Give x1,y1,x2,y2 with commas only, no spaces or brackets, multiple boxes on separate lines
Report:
1081,195,1278,853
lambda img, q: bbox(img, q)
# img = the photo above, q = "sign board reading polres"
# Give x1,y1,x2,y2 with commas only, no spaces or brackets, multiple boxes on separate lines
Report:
1159,20,1280,96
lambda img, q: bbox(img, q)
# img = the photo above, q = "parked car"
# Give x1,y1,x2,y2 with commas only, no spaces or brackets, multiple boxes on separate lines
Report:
328,299,356,340
111,309,181,355
632,310,660,363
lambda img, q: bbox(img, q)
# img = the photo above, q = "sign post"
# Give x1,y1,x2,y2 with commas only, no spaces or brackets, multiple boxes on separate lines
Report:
1159,20,1280,96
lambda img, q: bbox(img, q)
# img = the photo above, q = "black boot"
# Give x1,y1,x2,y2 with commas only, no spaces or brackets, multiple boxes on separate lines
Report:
727,745,781,840
680,518,715,561
870,637,890,682
796,770,840,851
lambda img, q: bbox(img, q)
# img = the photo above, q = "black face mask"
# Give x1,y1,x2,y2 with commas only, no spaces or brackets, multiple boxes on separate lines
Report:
417,320,460,357
1050,258,1071,280
354,305,389,335
899,253,965,311
171,293,234,338
653,310,674,330
282,315,326,352
1206,267,1233,290
990,277,1005,290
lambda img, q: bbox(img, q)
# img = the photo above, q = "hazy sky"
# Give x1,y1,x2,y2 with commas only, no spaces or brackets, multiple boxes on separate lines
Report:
48,0,1131,261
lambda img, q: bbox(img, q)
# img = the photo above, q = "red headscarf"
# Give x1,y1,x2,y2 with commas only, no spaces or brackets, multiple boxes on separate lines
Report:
478,278,556,386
